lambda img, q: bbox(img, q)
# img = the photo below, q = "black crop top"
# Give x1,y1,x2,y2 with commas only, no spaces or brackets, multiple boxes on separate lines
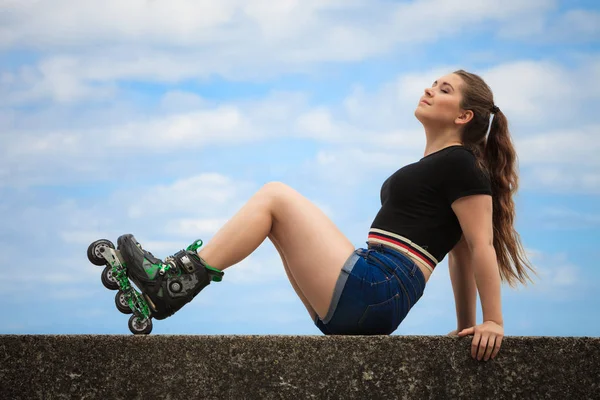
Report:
369,145,492,265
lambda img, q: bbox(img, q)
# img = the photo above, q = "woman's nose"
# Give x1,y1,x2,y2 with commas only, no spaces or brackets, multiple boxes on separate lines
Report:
424,87,433,97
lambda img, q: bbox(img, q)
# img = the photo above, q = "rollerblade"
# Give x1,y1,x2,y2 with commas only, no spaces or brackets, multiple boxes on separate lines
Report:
86,235,223,334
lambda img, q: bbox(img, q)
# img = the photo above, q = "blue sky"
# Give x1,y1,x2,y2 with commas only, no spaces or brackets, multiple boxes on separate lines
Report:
1,0,599,337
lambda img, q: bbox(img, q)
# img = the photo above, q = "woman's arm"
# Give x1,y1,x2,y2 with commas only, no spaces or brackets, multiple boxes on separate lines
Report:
448,235,477,332
450,194,504,361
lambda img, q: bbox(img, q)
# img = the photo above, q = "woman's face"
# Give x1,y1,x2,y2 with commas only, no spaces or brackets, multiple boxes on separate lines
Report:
414,73,468,128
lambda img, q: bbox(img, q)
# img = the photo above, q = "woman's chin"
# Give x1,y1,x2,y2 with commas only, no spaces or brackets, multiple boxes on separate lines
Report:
414,107,426,122
414,110,441,128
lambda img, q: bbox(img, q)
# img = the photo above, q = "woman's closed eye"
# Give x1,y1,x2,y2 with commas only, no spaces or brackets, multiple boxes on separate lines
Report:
432,84,449,94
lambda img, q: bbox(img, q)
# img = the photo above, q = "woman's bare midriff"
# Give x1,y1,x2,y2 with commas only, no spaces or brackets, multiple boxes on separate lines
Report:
367,241,432,283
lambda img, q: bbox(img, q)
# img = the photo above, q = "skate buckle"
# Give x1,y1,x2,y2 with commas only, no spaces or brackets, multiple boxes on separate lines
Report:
180,254,196,273
160,259,177,276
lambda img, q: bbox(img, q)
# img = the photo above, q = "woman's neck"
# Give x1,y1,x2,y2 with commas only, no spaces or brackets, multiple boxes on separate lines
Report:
422,130,463,159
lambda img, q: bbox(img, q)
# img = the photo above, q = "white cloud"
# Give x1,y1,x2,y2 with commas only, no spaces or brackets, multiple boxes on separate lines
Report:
537,207,600,230
0,91,306,187
482,60,594,126
295,108,350,142
123,173,248,218
216,307,307,324
0,0,558,97
5,173,247,237
240,287,298,305
0,0,240,48
1,0,553,51
1,58,118,105
511,123,600,196
165,218,231,238
391,0,554,42
106,107,254,150
524,166,600,194
225,254,288,284
340,65,456,131
48,288,101,300
55,173,259,249
159,91,209,113
520,250,584,298
0,253,102,302
61,230,115,245
516,126,600,166
499,8,600,42
309,147,415,184
558,10,600,39
0,170,288,308
3,58,598,194
399,246,589,334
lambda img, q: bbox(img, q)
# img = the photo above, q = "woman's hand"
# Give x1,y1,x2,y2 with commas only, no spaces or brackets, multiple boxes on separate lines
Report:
457,320,504,361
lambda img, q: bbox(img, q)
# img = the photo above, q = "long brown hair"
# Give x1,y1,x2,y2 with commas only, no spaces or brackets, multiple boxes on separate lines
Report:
454,69,536,287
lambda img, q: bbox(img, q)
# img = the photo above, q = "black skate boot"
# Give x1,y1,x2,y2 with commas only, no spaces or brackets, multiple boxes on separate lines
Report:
117,234,223,320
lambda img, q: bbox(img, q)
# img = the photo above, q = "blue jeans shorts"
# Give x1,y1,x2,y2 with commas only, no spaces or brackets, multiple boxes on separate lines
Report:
314,243,426,335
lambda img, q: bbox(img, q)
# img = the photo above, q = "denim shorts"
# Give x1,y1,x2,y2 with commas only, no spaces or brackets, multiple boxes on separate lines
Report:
314,243,426,335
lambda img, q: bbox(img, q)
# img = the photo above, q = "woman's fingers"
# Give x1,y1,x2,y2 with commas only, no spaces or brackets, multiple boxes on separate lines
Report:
491,335,503,359
458,327,475,337
483,337,495,361
462,322,504,361
471,332,481,359
477,335,489,360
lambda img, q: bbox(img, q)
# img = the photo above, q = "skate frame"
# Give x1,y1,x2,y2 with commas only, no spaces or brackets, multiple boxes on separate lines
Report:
99,247,153,323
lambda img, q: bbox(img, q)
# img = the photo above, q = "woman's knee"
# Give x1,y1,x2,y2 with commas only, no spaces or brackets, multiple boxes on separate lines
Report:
261,181,290,194
259,181,293,205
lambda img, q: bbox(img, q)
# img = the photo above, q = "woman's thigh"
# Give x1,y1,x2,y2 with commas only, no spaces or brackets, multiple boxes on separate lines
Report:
266,182,355,320
268,233,318,321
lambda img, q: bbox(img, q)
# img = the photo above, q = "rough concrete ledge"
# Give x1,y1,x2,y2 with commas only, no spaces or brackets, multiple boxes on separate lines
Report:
1,335,598,399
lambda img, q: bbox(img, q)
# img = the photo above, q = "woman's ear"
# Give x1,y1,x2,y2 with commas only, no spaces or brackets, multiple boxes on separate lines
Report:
455,110,474,126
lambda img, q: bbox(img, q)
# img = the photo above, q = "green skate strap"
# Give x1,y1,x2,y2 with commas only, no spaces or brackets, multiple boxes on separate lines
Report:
186,239,204,253
185,239,223,282
205,265,224,282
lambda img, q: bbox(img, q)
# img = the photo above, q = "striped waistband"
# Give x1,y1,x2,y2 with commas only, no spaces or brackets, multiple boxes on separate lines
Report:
367,228,438,272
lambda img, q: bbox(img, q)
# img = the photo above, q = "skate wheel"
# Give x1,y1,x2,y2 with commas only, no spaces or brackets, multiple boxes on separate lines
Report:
101,265,119,290
115,290,133,314
128,315,153,335
87,239,115,266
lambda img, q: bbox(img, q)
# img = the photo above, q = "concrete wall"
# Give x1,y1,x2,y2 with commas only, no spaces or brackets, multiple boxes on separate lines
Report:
1,335,598,399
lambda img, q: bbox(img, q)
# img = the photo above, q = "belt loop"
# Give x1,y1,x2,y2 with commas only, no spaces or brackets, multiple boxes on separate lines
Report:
360,247,374,258
410,262,417,277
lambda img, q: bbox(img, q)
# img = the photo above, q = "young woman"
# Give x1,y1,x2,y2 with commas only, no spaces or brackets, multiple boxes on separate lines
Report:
117,69,535,362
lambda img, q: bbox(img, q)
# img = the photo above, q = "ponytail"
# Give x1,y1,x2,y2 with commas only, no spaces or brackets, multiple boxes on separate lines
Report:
454,70,536,287
485,109,535,287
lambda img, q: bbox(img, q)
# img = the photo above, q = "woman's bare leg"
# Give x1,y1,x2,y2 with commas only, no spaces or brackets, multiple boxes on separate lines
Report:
269,233,317,321
197,182,355,320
